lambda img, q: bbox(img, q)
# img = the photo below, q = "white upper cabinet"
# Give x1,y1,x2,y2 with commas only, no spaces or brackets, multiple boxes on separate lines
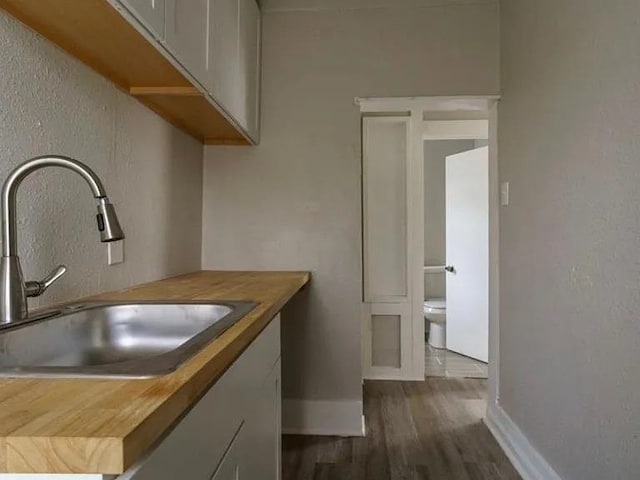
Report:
114,0,261,142
237,0,261,140
208,0,261,141
164,0,210,87
119,0,166,39
208,0,240,118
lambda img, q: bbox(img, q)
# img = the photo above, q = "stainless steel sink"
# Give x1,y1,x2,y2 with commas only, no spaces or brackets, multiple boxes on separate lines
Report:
0,300,256,378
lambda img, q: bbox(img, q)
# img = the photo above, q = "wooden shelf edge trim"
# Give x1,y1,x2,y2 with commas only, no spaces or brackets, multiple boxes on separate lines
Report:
129,86,203,97
204,138,251,145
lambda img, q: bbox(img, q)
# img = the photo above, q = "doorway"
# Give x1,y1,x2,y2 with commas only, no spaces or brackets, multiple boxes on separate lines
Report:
424,139,489,378
358,96,500,409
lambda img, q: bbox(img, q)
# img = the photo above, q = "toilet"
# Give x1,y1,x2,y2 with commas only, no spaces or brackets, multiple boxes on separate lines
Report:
424,298,446,348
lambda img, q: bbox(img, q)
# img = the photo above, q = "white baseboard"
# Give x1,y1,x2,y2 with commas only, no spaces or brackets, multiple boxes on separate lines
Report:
486,404,563,480
282,399,365,437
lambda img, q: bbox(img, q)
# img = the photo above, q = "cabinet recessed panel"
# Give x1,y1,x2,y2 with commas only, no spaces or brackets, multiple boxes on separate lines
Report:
371,314,401,368
120,0,166,39
363,117,410,302
209,0,240,117
164,0,210,86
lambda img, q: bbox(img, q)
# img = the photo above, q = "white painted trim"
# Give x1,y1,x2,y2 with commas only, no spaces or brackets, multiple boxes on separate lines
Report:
486,405,563,480
356,95,500,113
423,120,489,140
408,107,426,380
282,399,365,437
365,369,421,381
487,102,500,405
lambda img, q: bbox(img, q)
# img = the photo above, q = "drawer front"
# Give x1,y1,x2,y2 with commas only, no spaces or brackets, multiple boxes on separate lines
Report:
120,314,281,480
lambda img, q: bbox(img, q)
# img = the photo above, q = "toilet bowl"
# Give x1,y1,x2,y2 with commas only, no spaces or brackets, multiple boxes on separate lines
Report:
424,298,446,349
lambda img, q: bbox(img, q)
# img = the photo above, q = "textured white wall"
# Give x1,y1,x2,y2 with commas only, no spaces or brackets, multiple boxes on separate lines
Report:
0,12,203,308
423,140,474,299
203,1,499,404
500,1,640,478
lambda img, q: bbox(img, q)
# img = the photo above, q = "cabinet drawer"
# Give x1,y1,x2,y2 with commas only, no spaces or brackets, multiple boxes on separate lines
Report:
119,314,281,480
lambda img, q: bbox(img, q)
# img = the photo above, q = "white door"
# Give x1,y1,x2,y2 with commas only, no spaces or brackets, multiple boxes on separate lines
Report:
445,146,489,362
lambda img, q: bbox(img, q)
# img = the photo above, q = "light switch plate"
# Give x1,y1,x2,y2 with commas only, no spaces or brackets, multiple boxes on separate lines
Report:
500,181,510,206
108,240,124,265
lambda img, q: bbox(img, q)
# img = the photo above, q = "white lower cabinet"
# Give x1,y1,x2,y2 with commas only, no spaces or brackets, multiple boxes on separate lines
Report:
210,424,244,480
119,315,282,480
242,359,281,480
211,359,281,480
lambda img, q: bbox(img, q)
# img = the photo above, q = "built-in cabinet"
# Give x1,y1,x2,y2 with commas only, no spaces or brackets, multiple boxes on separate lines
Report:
362,117,415,380
237,0,261,138
209,0,239,118
120,0,166,39
164,0,209,85
119,315,282,480
121,0,261,141
0,0,260,144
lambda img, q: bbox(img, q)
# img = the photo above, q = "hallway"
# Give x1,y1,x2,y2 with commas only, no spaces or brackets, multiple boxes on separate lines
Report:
283,378,520,480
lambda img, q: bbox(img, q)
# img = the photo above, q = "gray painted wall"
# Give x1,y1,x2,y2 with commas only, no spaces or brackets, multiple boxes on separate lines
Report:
500,1,640,478
203,1,499,405
424,140,474,299
0,13,203,307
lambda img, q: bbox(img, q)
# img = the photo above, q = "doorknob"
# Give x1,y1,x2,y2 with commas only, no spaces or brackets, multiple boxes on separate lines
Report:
445,265,455,273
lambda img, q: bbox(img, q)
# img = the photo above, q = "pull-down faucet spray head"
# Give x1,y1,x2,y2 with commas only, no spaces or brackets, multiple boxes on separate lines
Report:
97,198,124,242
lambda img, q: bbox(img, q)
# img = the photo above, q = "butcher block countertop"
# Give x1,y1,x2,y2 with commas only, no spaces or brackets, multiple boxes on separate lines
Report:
0,270,310,475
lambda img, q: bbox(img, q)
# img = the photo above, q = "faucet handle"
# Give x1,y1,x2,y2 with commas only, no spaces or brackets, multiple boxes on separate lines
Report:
25,265,67,298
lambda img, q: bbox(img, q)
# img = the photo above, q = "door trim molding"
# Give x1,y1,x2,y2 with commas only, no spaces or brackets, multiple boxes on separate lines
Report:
358,96,501,403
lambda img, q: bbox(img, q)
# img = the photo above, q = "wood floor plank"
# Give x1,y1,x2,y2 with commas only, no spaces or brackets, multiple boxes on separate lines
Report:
283,378,521,480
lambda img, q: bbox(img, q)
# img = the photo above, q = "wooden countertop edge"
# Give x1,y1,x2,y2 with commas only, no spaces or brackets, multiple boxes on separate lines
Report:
0,271,311,475
119,272,310,473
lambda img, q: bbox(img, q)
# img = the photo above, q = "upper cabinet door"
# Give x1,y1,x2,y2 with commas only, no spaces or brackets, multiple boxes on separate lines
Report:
237,0,261,140
165,0,210,87
208,0,240,119
119,0,166,39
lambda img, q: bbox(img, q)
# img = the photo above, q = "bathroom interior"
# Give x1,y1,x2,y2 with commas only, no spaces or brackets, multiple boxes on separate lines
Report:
423,138,490,379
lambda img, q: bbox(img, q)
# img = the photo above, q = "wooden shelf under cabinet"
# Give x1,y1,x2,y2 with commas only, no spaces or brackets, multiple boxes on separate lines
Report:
0,0,251,145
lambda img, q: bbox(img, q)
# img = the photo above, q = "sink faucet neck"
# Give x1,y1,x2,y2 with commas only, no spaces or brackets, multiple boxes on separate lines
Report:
0,155,124,324
1,156,107,257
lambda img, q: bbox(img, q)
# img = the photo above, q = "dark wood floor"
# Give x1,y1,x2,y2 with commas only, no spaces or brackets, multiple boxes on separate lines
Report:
283,378,521,480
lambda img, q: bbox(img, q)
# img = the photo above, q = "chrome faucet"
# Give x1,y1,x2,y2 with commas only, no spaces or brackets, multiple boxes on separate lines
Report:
0,156,125,324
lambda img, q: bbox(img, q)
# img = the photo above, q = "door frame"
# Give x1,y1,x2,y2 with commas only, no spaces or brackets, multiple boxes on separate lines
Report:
357,96,501,410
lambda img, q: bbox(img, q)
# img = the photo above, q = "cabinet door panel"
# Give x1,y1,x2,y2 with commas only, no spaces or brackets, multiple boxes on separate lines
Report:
119,316,281,480
209,0,240,117
210,425,244,480
237,0,260,139
120,0,166,39
243,359,282,480
165,0,209,86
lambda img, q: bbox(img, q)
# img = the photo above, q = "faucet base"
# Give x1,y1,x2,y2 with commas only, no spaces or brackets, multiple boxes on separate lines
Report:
0,256,27,324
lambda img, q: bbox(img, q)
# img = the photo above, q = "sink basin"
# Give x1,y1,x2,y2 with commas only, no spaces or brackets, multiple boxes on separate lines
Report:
0,300,256,378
